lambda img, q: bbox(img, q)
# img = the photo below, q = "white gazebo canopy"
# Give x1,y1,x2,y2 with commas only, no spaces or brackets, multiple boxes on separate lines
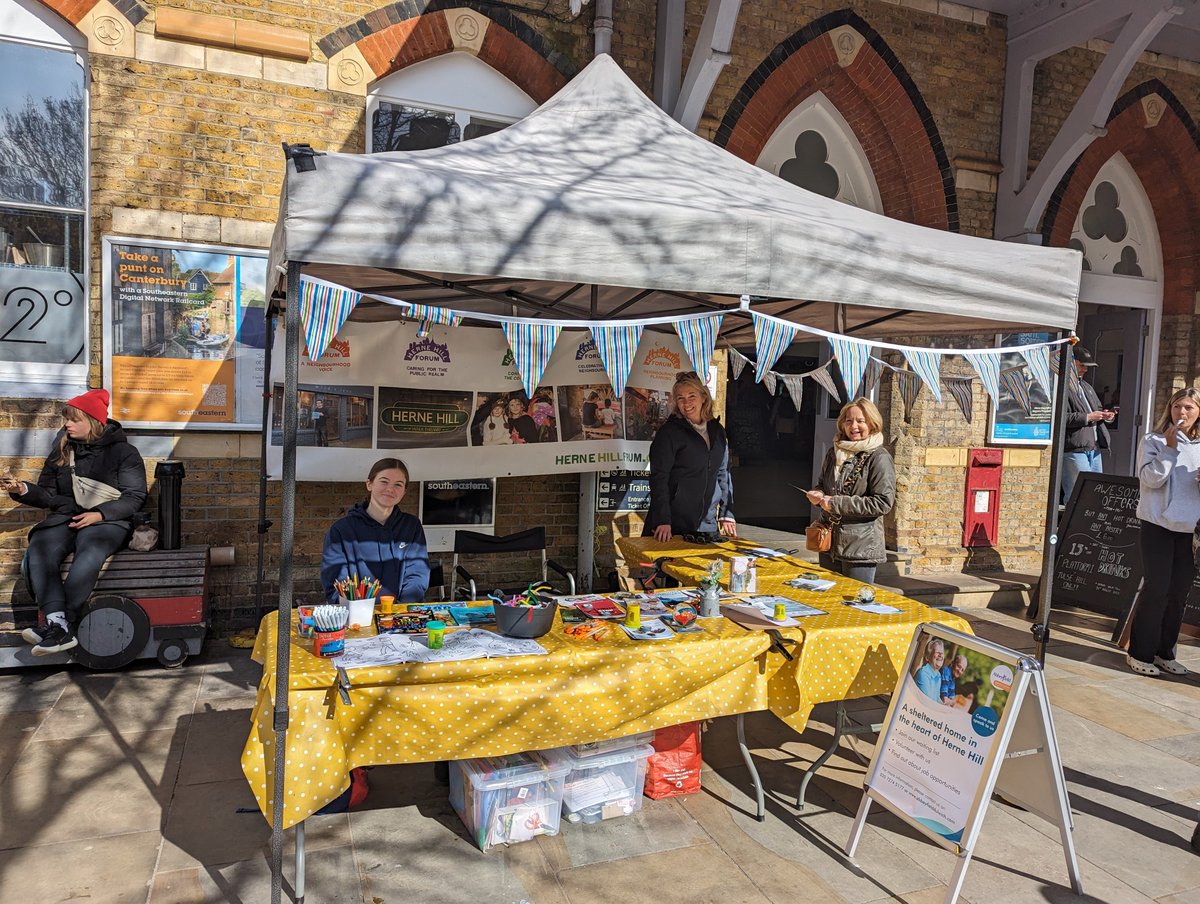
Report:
267,54,1080,338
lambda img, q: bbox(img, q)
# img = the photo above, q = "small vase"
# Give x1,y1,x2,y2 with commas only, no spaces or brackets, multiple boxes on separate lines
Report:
699,584,721,618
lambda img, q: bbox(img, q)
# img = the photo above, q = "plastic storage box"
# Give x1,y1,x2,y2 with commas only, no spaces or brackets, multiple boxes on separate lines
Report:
449,751,570,852
566,731,653,759
547,743,655,825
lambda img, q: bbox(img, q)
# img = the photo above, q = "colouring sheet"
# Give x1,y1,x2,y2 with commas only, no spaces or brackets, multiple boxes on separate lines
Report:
332,629,548,669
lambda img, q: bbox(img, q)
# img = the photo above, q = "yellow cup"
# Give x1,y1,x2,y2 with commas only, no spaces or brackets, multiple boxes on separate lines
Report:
379,595,395,615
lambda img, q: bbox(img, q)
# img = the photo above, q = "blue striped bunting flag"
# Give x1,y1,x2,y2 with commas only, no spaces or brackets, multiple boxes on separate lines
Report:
674,314,723,378
590,323,644,397
862,357,884,397
780,373,804,411
902,348,944,403
945,376,974,423
751,313,798,383
300,278,360,361
999,366,1032,414
502,322,562,398
408,302,462,338
894,369,923,421
962,351,1003,403
1020,345,1053,397
727,347,750,381
829,335,872,400
809,362,842,402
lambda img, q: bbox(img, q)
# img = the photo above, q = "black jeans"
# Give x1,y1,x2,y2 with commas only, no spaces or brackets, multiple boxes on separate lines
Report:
26,521,129,619
819,552,877,585
1130,519,1195,663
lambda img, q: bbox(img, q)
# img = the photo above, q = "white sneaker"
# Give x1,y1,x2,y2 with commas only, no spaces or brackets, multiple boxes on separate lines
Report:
1153,657,1188,675
1126,655,1160,676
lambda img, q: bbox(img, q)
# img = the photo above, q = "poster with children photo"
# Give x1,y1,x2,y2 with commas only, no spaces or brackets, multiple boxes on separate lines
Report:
469,390,558,446
622,386,671,441
557,385,624,441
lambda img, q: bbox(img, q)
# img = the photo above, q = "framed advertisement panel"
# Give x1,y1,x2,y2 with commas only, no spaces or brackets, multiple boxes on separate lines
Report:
987,331,1055,445
101,236,268,430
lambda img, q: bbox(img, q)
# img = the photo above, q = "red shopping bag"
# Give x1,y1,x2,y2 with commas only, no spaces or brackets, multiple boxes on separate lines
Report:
644,721,702,799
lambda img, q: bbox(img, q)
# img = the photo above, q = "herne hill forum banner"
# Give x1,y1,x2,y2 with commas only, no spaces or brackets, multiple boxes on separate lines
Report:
266,319,693,482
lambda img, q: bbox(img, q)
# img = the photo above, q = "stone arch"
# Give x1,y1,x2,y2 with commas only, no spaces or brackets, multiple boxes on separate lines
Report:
1043,80,1200,317
715,10,957,232
318,3,577,102
32,0,147,28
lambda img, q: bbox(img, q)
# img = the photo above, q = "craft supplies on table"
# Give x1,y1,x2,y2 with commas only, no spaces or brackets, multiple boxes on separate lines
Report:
544,744,655,825
311,603,349,657
621,620,673,641
449,751,570,851
331,628,549,669
426,619,446,649
786,573,838,593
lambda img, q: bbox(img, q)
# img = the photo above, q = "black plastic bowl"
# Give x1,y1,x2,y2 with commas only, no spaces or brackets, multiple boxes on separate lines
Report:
495,598,558,638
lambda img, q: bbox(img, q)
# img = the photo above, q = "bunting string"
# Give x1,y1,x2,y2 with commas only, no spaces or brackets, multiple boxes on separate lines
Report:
945,376,974,423
502,322,562,398
300,278,361,361
902,349,944,403
829,335,871,400
999,367,1033,414
408,302,462,338
751,313,799,383
674,314,723,378
727,346,750,381
963,350,1003,404
861,357,884,398
779,373,805,412
1020,345,1054,397
762,370,778,397
809,362,842,403
591,323,644,397
894,369,923,422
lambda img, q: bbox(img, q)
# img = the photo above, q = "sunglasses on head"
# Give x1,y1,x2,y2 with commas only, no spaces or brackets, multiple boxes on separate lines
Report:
675,371,699,383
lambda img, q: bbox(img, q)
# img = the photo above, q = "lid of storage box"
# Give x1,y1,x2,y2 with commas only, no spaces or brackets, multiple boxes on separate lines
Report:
566,732,654,758
458,750,570,790
546,744,655,772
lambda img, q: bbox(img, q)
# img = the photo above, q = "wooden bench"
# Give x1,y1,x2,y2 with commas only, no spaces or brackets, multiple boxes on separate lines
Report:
1,545,211,671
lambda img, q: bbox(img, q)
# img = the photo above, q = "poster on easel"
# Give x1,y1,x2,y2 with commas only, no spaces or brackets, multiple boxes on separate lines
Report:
846,624,1082,904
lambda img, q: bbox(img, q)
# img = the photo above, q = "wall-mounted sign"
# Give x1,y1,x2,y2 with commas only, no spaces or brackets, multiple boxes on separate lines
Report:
596,469,650,513
988,331,1054,445
101,236,268,430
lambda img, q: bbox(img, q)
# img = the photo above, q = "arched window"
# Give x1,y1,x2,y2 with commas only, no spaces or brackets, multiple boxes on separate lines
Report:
366,52,537,153
755,92,882,213
1070,153,1160,280
0,0,88,385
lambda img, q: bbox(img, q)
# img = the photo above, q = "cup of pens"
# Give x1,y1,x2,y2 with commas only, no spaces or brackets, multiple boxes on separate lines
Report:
335,576,380,630
311,603,349,657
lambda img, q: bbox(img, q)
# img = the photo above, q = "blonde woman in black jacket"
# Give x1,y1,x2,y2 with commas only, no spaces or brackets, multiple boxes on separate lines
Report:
806,398,896,584
1,389,147,655
646,371,736,542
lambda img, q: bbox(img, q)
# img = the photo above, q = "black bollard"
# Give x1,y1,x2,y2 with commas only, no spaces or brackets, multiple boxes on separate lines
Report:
154,460,186,550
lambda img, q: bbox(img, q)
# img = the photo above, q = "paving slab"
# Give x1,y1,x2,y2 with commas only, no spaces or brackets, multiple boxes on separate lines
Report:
149,847,360,904
176,698,256,786
0,709,44,783
34,667,203,741
2,726,183,849
0,828,161,904
0,663,69,713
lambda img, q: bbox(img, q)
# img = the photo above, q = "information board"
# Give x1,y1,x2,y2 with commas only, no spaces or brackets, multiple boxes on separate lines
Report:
1051,473,1142,617
595,469,650,512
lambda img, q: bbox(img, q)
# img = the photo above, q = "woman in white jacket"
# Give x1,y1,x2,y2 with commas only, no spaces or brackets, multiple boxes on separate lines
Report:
1128,387,1200,676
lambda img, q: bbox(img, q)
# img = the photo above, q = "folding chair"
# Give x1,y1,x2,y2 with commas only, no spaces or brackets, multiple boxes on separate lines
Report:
450,527,575,601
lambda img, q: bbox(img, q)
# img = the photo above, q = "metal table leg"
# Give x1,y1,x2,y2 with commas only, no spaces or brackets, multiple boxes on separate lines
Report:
736,713,766,821
294,819,305,903
796,701,847,811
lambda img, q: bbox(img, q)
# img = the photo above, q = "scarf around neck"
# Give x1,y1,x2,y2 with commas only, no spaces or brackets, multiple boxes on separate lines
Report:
834,431,883,468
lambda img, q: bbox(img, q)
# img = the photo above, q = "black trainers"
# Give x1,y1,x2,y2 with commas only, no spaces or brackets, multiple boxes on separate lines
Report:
21,625,47,645
31,622,77,656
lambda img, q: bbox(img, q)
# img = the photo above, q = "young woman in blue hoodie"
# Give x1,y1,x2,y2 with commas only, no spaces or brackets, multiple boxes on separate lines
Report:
1128,387,1200,677
321,458,429,604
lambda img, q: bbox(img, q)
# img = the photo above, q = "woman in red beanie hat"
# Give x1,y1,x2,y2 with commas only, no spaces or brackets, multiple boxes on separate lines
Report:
0,388,147,655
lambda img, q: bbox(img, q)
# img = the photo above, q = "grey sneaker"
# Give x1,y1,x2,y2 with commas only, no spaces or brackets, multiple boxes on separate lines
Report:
31,622,77,656
1154,657,1188,675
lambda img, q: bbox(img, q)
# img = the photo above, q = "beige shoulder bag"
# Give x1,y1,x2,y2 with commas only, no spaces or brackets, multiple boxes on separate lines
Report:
67,448,123,509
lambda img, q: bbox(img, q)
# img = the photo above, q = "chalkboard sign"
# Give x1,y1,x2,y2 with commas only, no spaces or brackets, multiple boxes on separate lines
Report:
1052,474,1143,617
596,469,650,512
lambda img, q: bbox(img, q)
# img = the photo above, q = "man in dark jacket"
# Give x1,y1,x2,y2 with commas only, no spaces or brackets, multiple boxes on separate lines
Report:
1062,346,1114,502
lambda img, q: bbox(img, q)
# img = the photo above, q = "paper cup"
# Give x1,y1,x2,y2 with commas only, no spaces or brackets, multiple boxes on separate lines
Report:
340,596,377,629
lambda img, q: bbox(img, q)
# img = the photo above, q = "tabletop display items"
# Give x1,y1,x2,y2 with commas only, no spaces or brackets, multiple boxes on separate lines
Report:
335,575,380,629
493,583,559,638
728,556,758,593
311,603,349,657
698,562,722,618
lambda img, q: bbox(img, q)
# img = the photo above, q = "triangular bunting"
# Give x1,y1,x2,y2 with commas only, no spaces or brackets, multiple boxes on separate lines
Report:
829,335,872,400
752,314,799,383
763,370,778,397
780,373,804,411
999,366,1033,414
300,278,360,361
408,302,462,338
1020,345,1053,397
861,357,884,397
727,347,750,381
502,322,562,397
902,349,944,403
809,362,842,402
590,323,644,397
945,376,974,423
894,369,923,422
674,314,723,378
963,351,1003,403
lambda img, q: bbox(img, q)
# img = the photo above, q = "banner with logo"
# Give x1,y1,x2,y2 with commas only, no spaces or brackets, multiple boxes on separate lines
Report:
266,320,690,481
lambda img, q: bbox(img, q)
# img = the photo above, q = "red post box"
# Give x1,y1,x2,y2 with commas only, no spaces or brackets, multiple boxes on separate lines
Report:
963,448,1003,548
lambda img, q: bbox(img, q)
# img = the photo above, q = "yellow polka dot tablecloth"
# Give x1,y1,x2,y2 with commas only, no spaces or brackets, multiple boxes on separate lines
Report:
241,608,775,829
618,537,972,733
